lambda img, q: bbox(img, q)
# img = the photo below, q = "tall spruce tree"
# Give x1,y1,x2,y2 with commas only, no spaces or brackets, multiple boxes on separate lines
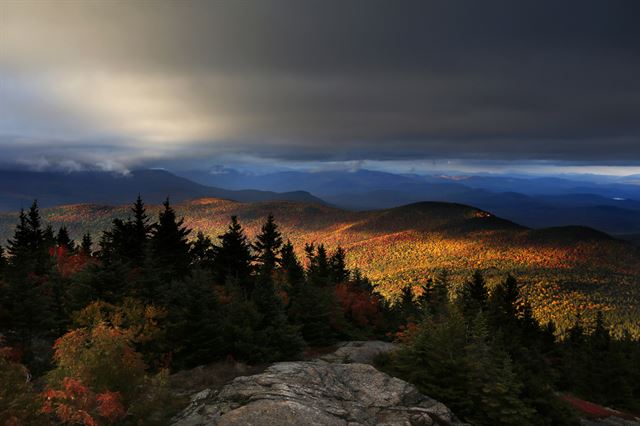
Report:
80,233,93,257
8,202,49,274
162,270,224,368
280,241,305,297
305,243,330,286
149,199,192,280
288,243,341,345
212,216,253,291
42,224,56,251
190,231,216,270
253,214,282,277
459,269,488,319
3,201,52,361
328,246,349,284
56,226,75,252
251,215,304,359
130,195,151,265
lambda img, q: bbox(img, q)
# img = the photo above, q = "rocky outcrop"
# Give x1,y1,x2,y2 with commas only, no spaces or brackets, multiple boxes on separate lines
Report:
172,342,465,426
316,340,397,365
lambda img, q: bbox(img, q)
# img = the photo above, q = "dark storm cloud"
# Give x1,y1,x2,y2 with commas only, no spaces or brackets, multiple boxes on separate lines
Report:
1,0,639,167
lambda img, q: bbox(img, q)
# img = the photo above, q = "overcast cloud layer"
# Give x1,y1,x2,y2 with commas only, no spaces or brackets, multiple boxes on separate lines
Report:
1,0,639,172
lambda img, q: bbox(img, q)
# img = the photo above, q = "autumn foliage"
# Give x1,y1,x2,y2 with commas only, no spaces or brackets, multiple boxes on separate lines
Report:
41,377,125,426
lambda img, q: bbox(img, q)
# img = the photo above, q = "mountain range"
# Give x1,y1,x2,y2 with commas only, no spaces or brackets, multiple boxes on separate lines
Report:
4,167,640,239
0,169,322,211
178,168,640,237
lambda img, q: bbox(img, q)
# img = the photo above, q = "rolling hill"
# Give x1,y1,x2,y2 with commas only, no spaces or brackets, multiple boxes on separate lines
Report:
1,197,639,337
179,168,640,236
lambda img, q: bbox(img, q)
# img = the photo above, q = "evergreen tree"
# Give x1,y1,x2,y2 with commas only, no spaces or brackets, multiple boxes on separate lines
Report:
287,280,337,346
97,219,136,264
253,214,282,277
383,306,537,425
430,270,450,317
42,225,56,251
80,233,93,257
398,284,419,321
280,240,305,296
3,202,53,366
328,246,349,284
559,313,588,393
305,243,330,286
250,216,304,359
149,199,192,281
190,232,215,270
56,226,75,252
459,269,488,319
212,216,253,291
488,274,521,337
415,278,438,319
7,202,48,273
130,195,151,265
288,243,342,345
162,270,224,368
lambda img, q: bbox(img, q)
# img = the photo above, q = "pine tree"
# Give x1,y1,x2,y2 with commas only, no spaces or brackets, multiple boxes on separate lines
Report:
130,195,151,265
212,216,253,291
3,202,52,363
488,274,522,337
97,219,136,264
253,214,282,277
149,198,192,280
430,270,450,317
7,202,48,273
162,270,224,368
280,240,305,295
43,225,56,251
190,232,215,270
459,270,488,319
328,246,349,284
305,244,330,286
398,284,419,321
56,226,75,252
250,215,304,359
384,308,536,425
288,243,341,346
80,233,93,257
560,313,588,393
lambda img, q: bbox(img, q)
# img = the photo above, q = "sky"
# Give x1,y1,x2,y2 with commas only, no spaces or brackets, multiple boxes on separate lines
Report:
1,0,640,176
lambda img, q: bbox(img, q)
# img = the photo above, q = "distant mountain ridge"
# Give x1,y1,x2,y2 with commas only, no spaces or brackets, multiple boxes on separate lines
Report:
0,169,324,211
178,168,640,236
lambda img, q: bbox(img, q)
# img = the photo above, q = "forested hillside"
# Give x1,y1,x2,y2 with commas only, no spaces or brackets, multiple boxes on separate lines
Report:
1,197,639,337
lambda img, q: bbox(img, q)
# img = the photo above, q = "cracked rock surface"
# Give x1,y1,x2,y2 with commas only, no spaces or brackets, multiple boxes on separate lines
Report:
172,342,466,426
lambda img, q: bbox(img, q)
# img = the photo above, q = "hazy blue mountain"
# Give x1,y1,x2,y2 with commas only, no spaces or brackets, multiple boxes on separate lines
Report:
178,168,640,236
0,169,324,211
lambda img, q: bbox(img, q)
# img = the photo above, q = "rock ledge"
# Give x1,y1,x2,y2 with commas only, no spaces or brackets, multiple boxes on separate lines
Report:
172,342,465,426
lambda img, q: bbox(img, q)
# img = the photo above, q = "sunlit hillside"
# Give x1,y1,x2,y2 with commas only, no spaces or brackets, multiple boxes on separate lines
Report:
1,197,639,337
